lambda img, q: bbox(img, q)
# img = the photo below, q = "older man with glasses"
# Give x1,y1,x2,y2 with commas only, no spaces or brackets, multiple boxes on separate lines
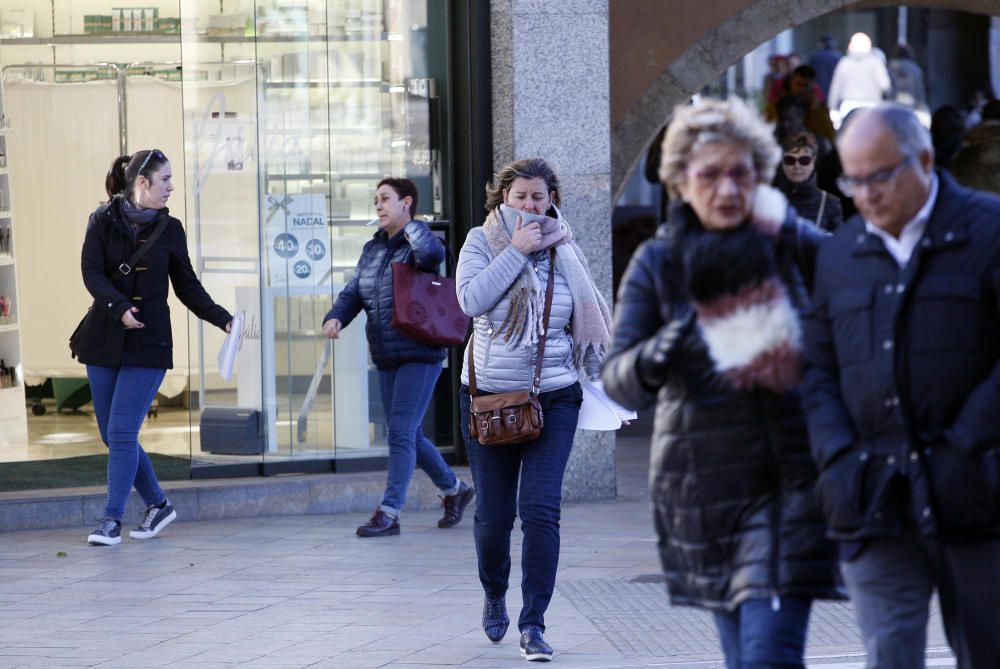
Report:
802,102,1000,668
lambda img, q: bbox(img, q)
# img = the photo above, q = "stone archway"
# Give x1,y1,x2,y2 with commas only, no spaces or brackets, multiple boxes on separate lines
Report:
611,0,1000,200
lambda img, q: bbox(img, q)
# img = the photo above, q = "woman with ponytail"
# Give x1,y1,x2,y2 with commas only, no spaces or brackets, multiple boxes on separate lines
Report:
78,150,232,546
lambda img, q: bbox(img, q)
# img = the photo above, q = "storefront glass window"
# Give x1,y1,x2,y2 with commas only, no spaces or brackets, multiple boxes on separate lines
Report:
180,0,451,471
0,1,452,480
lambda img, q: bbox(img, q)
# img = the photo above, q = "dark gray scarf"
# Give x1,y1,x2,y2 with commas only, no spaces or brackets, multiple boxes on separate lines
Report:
120,197,160,229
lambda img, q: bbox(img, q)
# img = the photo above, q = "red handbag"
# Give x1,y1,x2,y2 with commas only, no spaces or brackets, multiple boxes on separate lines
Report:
391,251,469,347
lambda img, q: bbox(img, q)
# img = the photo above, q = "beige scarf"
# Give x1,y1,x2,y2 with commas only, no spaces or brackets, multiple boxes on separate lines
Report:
483,207,612,369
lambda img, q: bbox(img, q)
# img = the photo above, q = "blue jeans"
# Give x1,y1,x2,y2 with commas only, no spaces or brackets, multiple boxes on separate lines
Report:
377,362,458,515
460,382,583,632
713,596,811,669
86,365,167,521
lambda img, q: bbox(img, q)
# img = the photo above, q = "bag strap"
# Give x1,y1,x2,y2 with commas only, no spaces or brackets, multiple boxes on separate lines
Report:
468,248,557,398
816,191,827,230
406,235,457,277
113,214,169,281
531,248,557,395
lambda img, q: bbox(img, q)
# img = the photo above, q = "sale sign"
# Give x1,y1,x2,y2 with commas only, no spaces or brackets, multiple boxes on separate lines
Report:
265,193,330,287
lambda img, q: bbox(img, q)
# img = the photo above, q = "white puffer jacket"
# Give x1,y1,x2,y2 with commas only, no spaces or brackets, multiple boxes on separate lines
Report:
457,215,595,394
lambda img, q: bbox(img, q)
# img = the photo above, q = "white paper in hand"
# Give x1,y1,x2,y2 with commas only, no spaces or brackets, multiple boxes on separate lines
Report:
578,380,638,431
217,310,244,381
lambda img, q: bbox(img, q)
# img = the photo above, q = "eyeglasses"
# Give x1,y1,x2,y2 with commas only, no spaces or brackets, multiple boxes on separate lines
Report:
691,165,757,189
783,154,814,166
837,156,912,197
136,148,162,175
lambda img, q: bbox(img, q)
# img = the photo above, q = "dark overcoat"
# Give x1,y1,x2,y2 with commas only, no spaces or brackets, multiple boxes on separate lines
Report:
603,205,843,610
803,171,1000,541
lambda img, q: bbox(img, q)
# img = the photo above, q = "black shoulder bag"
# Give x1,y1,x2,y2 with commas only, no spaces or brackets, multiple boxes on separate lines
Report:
69,217,169,359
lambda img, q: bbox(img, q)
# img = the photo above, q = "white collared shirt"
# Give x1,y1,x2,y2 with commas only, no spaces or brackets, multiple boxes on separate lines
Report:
863,173,939,267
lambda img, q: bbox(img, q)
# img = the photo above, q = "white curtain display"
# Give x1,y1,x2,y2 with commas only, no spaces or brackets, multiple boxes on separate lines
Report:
4,77,189,395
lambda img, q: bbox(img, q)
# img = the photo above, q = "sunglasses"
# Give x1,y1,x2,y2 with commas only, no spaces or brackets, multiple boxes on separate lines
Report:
783,154,814,166
136,148,162,175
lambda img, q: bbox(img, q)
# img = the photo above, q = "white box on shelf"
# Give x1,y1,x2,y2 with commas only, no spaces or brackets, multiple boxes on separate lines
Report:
0,383,27,450
0,8,34,39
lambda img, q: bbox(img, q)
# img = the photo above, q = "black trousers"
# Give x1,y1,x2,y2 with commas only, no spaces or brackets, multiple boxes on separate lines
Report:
841,531,1000,669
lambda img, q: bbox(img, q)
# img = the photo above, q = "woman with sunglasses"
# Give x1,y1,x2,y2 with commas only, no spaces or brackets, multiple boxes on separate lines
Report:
602,98,843,669
774,131,844,232
77,150,233,546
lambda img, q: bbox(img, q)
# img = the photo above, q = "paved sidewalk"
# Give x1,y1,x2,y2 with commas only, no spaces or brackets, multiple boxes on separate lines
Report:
0,429,955,668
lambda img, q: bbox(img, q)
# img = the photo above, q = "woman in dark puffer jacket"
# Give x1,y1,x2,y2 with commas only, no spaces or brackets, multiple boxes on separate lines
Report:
323,178,473,538
602,98,844,669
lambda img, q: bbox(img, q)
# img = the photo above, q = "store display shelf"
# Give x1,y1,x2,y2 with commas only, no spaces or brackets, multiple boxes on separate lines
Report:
0,168,8,175
266,172,381,181
0,32,392,46
1,34,181,45
0,211,10,219
0,384,23,393
221,33,382,43
0,256,13,266
0,323,18,333
265,79,383,89
261,127,380,135
328,219,378,226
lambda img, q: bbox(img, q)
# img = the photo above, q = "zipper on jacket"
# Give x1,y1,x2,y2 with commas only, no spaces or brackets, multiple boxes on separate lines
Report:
754,391,784,613
374,238,396,351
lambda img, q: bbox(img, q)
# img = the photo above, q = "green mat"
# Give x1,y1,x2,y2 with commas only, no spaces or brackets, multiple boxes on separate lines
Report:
0,454,191,492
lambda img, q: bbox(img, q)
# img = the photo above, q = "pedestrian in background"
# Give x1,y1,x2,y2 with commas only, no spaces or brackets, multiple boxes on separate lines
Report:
951,99,1000,194
766,65,836,146
888,43,928,112
774,131,844,232
602,97,843,669
809,34,842,100
828,32,892,123
323,178,474,538
930,104,966,169
804,103,1000,669
78,150,233,546
457,157,612,662
761,54,789,112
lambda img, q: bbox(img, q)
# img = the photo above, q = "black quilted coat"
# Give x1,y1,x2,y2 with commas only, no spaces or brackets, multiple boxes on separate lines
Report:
324,220,446,370
602,204,844,610
77,197,232,369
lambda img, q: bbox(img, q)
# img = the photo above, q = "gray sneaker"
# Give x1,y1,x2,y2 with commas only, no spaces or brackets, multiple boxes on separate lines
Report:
130,499,177,540
87,518,121,546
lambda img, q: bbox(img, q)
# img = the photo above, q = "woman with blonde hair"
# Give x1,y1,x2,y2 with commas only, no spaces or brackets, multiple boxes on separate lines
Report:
602,98,843,669
457,157,612,661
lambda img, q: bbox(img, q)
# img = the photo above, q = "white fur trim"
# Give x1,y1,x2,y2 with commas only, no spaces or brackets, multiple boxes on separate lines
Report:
751,185,788,236
698,297,802,371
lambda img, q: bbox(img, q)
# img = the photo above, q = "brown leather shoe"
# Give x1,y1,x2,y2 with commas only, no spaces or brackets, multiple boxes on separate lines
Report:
438,481,475,528
356,510,400,537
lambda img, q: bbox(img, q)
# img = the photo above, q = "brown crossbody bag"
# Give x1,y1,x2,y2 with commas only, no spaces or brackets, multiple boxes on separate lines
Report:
468,249,556,446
